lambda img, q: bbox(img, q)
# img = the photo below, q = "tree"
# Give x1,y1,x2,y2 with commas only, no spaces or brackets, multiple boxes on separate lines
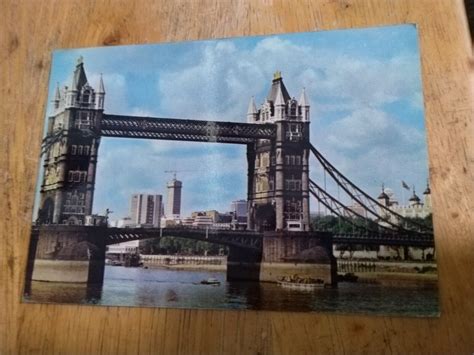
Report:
139,236,226,256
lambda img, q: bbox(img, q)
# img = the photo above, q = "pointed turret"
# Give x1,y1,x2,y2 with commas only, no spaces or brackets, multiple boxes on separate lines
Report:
53,82,61,111
54,82,61,100
246,96,258,123
98,73,105,94
409,186,421,206
96,73,106,110
298,87,310,121
299,87,309,107
423,180,431,195
274,85,285,106
65,56,89,108
423,180,432,208
377,183,389,204
268,71,288,121
267,71,290,103
273,83,286,121
72,56,88,91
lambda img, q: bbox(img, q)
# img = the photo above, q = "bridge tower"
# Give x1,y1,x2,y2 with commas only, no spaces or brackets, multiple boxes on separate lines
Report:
246,72,310,232
37,58,104,225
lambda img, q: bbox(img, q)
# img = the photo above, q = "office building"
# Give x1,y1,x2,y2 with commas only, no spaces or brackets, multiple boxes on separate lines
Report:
130,194,162,227
166,178,182,219
231,199,248,223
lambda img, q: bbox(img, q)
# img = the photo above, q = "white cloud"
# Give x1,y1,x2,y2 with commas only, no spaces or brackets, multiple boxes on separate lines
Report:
311,107,428,202
89,33,428,216
157,37,422,123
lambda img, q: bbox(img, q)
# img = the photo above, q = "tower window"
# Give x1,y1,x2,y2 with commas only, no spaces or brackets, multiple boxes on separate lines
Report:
290,103,297,117
71,145,77,155
285,177,301,191
290,124,300,132
295,181,301,191
75,111,92,129
77,145,83,155
83,146,90,155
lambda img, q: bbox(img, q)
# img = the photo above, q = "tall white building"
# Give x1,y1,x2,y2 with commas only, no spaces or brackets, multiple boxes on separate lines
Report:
130,194,162,227
231,199,247,223
166,178,182,219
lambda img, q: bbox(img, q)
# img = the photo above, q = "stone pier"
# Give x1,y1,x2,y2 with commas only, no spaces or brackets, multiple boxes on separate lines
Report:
227,246,262,281
226,231,337,286
28,225,107,285
259,231,337,286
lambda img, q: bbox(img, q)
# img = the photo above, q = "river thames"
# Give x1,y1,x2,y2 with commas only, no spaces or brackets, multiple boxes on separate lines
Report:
24,266,439,317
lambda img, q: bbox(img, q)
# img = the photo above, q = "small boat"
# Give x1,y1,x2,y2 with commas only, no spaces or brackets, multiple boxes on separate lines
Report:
277,274,325,290
200,278,221,285
106,259,124,266
338,272,358,283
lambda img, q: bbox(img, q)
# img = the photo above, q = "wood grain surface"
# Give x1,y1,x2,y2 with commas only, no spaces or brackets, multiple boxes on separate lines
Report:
1,0,473,353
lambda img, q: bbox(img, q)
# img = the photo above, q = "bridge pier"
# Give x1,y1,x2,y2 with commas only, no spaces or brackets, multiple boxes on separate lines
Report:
227,247,262,281
26,225,107,288
226,231,337,287
259,232,337,286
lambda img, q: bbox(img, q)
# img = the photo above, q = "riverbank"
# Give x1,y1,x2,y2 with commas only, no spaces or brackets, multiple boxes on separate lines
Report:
141,254,227,271
144,263,227,271
342,271,438,288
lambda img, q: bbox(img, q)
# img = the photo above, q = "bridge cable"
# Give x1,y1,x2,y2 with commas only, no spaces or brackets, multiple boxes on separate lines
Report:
308,143,432,234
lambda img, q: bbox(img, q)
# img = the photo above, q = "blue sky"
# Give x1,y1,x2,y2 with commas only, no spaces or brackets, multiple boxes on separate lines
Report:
38,24,429,220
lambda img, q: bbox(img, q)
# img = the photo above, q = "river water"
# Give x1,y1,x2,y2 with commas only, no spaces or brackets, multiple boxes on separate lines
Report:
24,266,439,317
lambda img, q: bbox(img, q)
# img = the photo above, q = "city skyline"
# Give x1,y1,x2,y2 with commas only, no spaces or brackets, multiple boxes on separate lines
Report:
38,24,428,220
111,189,247,224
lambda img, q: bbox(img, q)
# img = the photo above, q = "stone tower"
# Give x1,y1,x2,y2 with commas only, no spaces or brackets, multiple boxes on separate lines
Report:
246,72,310,232
37,58,104,225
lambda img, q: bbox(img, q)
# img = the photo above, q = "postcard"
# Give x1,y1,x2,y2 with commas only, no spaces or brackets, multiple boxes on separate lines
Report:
23,24,438,317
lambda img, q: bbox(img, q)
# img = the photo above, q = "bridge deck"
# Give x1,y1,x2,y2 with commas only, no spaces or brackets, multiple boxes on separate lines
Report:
332,233,434,247
106,227,434,248
101,114,276,144
106,227,263,250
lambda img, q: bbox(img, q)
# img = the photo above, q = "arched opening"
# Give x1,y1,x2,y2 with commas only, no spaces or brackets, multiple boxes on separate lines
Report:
82,89,91,106
37,198,54,224
255,203,276,232
67,216,80,225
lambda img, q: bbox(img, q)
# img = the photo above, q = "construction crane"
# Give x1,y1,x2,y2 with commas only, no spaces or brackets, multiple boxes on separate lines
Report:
164,170,194,180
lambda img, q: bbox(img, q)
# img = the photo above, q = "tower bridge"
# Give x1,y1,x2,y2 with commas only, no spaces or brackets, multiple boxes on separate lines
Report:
27,60,434,288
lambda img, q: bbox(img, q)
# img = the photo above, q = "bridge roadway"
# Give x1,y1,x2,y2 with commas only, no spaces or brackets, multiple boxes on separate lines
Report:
106,227,435,248
100,114,276,144
331,232,434,248
106,227,263,250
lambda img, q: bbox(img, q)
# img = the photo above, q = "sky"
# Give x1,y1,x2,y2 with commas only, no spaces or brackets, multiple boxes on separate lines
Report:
38,24,429,220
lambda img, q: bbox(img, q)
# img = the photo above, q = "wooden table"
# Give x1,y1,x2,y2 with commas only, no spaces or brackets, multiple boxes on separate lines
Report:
1,0,473,353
